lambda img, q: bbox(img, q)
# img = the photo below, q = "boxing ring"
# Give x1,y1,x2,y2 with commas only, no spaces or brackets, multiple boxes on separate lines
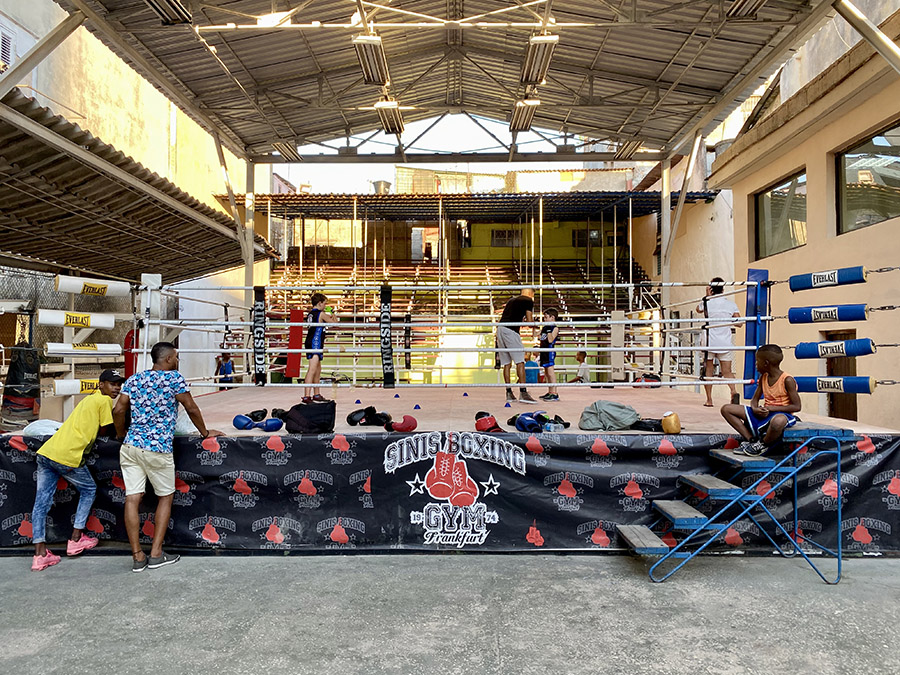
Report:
2,265,900,556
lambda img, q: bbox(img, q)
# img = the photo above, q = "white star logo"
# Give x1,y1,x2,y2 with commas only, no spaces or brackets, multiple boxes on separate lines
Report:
406,473,426,496
480,474,500,496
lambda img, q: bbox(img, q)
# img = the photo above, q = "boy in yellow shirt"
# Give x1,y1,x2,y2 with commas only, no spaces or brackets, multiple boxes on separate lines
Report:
30,369,124,571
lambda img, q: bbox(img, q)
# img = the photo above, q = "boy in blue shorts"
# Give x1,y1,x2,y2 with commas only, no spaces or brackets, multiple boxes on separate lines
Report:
539,307,560,402
721,344,800,456
303,292,338,404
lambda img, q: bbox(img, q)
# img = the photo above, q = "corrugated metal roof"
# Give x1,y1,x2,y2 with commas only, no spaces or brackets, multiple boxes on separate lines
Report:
52,1,835,158
224,190,717,222
0,89,275,283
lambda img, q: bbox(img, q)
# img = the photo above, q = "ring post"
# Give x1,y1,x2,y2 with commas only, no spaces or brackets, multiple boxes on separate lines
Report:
742,269,769,399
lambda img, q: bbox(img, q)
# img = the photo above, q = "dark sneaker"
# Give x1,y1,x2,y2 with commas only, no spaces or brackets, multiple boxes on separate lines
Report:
734,440,767,456
519,391,537,404
506,391,517,403
148,552,181,569
132,556,148,573
539,393,553,401
312,394,329,403
545,394,560,402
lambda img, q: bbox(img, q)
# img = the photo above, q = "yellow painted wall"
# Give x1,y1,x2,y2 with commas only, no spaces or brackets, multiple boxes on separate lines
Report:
710,15,900,427
460,219,616,264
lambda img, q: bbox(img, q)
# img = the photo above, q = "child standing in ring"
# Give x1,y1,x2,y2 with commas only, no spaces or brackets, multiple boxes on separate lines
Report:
539,308,560,402
303,292,338,404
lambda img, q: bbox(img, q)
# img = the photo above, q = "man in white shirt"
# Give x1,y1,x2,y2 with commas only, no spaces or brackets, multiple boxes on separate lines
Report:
696,277,741,407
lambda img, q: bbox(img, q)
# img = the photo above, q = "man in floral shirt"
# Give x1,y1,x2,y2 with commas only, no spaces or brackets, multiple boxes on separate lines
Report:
113,342,223,572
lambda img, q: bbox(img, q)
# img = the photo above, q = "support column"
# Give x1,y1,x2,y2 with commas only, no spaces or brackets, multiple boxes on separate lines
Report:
244,162,256,312
613,205,617,309
538,196,543,317
660,159,672,310
628,197,634,312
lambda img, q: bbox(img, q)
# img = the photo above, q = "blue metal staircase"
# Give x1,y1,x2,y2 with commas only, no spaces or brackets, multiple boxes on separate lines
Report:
617,427,854,584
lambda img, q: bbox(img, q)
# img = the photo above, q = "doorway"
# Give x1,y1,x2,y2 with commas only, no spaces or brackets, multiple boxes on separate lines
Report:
824,329,857,421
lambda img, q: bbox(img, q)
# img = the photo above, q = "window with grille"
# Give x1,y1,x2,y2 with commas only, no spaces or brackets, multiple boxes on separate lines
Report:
491,229,521,247
571,229,600,247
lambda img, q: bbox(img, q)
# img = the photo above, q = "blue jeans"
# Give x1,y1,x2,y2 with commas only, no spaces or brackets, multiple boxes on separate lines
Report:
31,455,96,544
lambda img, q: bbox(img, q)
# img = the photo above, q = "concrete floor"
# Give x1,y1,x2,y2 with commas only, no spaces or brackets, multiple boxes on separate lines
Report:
0,553,896,674
195,385,899,436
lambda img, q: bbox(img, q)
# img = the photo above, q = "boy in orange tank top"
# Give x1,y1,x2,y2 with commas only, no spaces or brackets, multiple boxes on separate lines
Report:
720,344,800,456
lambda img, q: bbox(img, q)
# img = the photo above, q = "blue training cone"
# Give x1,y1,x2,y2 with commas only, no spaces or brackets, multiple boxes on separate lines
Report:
463,392,468,397
355,399,361,404
413,404,421,410
504,402,511,408
394,393,400,398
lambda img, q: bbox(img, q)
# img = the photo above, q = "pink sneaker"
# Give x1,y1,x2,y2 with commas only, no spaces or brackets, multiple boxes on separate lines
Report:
67,536,99,556
32,550,61,571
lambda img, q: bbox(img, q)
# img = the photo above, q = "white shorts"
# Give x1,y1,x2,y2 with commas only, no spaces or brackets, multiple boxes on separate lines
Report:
701,333,733,363
705,350,734,364
120,443,175,497
496,326,525,367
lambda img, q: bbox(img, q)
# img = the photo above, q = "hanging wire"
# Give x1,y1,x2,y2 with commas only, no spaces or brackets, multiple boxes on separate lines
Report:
870,305,899,312
876,380,899,386
869,266,900,274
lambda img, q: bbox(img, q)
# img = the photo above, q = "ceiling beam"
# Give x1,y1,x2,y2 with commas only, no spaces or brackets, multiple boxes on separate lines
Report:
667,0,838,155
247,150,665,164
456,45,722,99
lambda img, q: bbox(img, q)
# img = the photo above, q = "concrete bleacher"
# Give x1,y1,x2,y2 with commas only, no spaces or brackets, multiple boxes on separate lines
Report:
263,257,658,384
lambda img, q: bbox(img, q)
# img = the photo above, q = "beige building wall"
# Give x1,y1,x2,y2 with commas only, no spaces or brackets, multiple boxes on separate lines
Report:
0,0,263,213
710,10,900,427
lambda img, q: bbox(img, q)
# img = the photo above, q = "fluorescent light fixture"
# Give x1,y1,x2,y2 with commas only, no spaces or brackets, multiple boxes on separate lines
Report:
521,34,558,85
374,97,404,134
353,34,391,86
143,0,192,25
257,12,291,28
614,140,644,160
726,0,768,17
272,141,303,162
509,98,540,132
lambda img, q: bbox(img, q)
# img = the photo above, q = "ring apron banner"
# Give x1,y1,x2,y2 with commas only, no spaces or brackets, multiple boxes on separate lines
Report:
2,433,898,554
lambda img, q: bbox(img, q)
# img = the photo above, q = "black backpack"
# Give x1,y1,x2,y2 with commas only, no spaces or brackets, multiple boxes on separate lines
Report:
283,400,336,434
